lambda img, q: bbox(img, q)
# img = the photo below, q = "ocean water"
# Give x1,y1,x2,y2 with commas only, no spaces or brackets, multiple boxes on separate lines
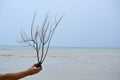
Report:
0,46,120,80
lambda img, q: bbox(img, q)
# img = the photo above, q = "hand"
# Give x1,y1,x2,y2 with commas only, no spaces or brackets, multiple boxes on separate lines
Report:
26,65,42,75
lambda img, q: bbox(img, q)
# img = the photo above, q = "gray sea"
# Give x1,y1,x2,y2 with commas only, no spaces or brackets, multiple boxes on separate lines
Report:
0,46,120,80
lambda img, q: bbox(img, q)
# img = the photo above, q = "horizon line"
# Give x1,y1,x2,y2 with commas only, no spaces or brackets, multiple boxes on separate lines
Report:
0,45,120,49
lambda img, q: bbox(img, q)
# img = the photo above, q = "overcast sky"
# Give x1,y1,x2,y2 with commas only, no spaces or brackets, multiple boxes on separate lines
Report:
0,0,120,48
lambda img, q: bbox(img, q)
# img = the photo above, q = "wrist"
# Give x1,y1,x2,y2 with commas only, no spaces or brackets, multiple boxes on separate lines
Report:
23,69,33,76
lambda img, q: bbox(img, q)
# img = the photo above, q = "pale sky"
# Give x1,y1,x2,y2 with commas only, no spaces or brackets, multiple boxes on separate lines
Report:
0,0,120,48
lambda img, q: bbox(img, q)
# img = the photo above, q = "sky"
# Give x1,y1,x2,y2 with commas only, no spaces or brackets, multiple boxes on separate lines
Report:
0,0,120,48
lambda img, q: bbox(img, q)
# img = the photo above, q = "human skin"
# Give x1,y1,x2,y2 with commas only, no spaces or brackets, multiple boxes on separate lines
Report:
0,65,42,80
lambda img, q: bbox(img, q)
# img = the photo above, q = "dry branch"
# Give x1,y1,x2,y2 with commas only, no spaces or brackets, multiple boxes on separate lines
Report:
21,13,63,66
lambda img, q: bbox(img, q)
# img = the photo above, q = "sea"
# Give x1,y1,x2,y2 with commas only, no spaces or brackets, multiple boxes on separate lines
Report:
0,46,120,80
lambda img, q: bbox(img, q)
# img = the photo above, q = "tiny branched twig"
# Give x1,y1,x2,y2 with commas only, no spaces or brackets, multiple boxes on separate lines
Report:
21,13,63,65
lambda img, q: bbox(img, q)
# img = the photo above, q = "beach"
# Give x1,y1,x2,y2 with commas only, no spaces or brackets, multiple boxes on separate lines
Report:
0,46,120,80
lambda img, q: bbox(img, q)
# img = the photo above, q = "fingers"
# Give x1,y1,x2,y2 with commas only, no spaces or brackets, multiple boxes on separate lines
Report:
33,64,42,71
